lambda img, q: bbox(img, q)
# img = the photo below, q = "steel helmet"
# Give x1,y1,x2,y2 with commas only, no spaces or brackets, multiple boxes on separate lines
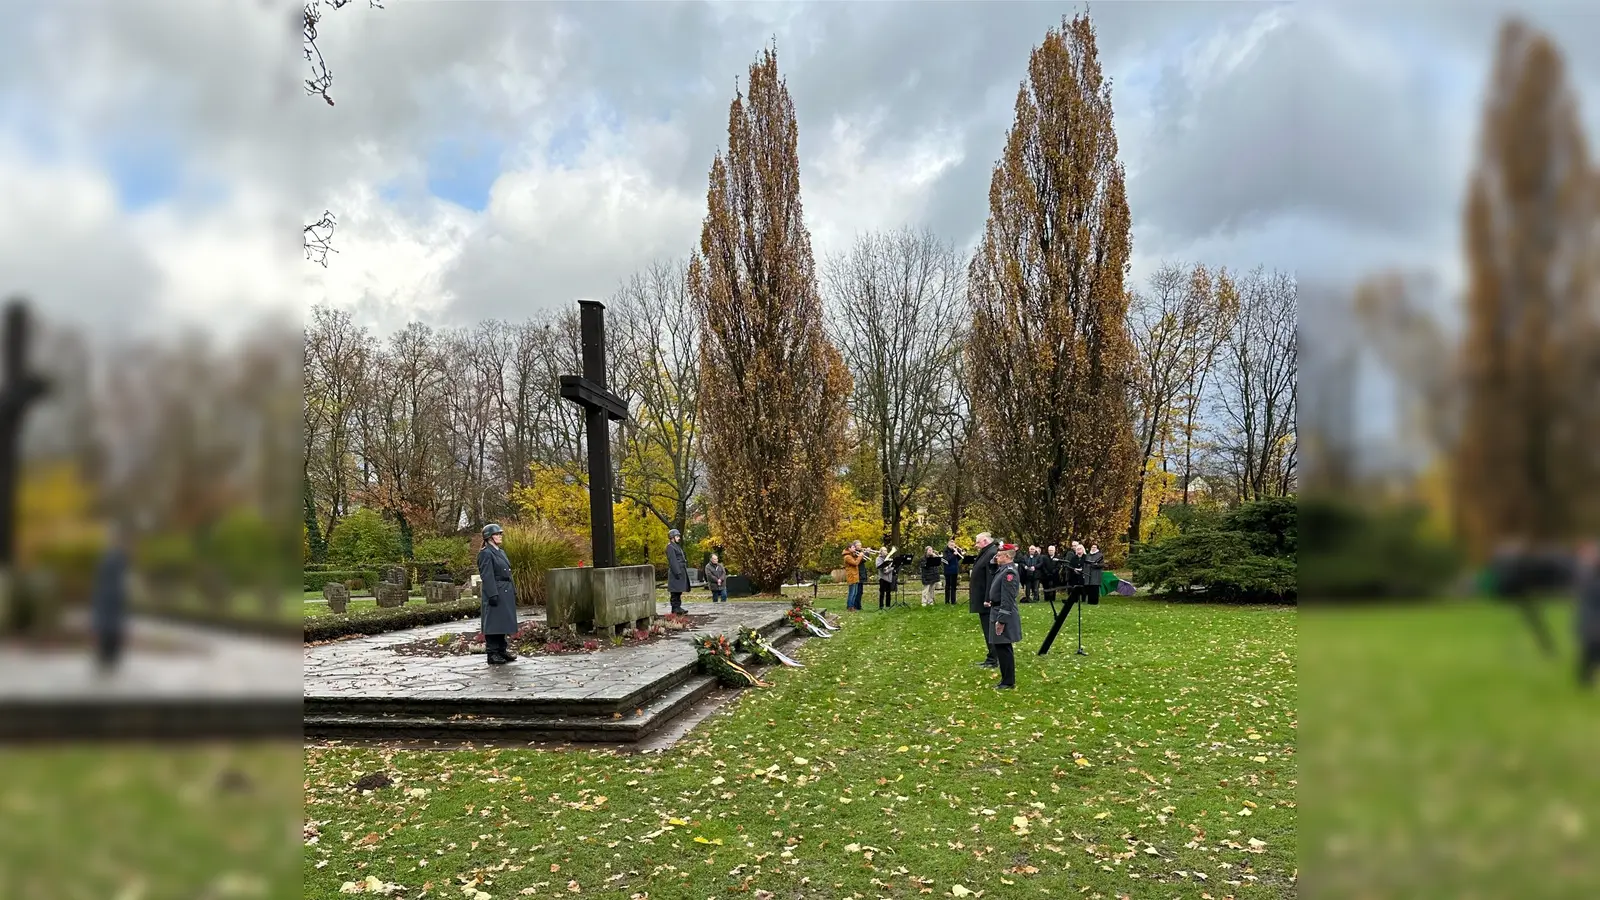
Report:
668,528,681,539
482,523,504,539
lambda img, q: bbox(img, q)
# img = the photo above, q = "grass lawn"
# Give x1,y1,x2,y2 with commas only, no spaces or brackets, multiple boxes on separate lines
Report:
0,741,303,900
305,596,1296,898
1301,599,1599,898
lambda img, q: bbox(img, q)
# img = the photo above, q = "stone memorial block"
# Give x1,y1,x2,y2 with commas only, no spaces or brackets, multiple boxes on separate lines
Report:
726,574,754,598
374,582,408,609
545,564,656,633
322,581,350,614
422,581,460,604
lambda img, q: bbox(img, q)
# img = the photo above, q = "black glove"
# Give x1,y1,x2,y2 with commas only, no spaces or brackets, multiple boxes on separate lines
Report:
487,592,499,607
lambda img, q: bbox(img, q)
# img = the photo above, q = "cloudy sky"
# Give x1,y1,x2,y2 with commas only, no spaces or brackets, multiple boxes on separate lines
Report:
2,0,1598,339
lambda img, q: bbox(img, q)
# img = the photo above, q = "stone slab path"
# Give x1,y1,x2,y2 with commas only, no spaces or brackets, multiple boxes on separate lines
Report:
304,601,793,706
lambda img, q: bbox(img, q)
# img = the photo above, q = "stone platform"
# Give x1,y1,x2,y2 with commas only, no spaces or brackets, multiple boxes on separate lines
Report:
303,601,803,744
0,617,303,741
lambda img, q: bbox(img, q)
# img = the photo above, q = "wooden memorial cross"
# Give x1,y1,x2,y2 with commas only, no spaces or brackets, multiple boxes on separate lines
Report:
557,300,629,569
0,299,50,568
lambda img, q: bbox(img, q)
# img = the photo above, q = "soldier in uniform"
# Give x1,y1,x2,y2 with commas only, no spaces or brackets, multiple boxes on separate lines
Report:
666,528,690,615
966,532,1001,668
985,543,1023,689
476,523,519,665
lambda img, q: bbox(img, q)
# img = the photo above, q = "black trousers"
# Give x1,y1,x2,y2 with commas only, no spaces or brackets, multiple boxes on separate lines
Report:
96,630,122,669
485,633,508,655
670,591,683,613
1023,579,1040,603
879,583,892,607
1582,641,1600,687
993,642,1016,686
944,574,958,604
978,609,996,663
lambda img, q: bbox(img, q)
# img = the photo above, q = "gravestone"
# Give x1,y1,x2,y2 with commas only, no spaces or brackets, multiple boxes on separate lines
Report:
546,299,657,631
379,564,409,591
322,582,350,614
726,574,754,599
373,582,407,609
422,581,460,604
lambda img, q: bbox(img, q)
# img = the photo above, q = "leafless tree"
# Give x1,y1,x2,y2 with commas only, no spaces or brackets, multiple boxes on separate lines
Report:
1213,267,1297,501
824,228,964,547
611,259,703,535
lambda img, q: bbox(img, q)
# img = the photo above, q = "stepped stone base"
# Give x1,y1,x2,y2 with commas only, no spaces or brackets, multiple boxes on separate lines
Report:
304,601,806,744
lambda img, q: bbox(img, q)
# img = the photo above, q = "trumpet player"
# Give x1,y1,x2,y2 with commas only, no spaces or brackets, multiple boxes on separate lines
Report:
942,539,964,604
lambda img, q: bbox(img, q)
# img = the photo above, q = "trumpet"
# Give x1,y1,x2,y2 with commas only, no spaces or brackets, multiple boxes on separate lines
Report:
859,545,897,559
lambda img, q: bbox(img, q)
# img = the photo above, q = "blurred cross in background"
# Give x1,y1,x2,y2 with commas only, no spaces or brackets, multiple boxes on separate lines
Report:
0,298,50,571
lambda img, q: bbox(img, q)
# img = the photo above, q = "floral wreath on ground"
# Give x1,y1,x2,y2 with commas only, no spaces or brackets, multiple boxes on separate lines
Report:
788,596,838,633
735,625,779,663
693,633,768,688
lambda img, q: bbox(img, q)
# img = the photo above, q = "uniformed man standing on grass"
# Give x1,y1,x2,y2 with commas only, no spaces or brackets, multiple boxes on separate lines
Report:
967,532,1000,668
476,523,519,665
985,543,1022,690
666,528,690,615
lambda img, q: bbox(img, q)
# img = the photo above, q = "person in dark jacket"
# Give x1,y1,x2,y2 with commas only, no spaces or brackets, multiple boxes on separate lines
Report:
942,540,963,604
476,523,519,665
705,553,728,603
918,546,942,606
1083,541,1105,605
1065,540,1089,609
1577,540,1600,687
985,543,1023,689
1041,544,1063,607
666,529,690,615
91,523,130,672
1018,545,1042,603
966,532,1001,667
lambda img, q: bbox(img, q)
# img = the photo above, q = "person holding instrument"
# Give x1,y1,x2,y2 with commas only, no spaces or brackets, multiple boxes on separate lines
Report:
875,546,897,609
842,541,866,611
918,546,942,606
942,540,963,605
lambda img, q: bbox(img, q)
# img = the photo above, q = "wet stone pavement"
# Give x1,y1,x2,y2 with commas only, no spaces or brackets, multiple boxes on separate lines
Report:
303,601,794,705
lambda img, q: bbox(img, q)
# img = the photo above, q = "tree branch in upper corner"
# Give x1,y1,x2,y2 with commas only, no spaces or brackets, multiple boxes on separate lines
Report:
304,212,338,267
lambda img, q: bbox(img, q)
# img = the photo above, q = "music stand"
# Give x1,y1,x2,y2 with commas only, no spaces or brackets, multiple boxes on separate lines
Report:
888,554,913,608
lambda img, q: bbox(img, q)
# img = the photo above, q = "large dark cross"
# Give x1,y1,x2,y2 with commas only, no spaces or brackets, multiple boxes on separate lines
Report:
0,299,50,568
558,300,629,569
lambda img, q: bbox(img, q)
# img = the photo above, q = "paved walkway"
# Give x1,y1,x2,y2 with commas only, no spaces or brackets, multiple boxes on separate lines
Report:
0,616,301,702
304,601,793,704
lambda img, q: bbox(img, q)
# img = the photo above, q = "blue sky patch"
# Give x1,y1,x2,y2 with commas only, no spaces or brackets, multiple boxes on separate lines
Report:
102,134,182,212
425,133,506,210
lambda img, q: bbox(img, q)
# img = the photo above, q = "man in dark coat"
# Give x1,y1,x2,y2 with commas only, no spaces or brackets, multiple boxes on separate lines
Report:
1019,545,1042,603
1083,541,1106,606
1575,540,1600,687
941,540,963,605
1041,544,1063,607
91,523,130,672
1065,540,1089,610
966,532,1000,668
476,523,519,665
666,528,690,615
985,543,1023,689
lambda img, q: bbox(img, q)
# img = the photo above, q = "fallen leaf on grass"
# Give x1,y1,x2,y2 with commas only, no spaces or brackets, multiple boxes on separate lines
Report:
951,886,974,897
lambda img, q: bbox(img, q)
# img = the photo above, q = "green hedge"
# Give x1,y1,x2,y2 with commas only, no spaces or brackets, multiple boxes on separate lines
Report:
304,598,483,643
303,569,378,593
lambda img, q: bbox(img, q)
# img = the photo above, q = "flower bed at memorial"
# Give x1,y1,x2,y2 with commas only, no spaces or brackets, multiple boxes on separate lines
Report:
388,613,712,658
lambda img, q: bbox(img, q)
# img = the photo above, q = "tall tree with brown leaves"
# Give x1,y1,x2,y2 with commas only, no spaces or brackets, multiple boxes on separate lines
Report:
690,46,851,591
966,13,1138,546
1455,19,1599,555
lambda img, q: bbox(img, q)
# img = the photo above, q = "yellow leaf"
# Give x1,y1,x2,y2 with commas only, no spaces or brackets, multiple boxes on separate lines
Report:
897,746,909,753
710,776,726,786
951,886,975,897
667,818,689,826
844,843,861,853
1075,758,1092,768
